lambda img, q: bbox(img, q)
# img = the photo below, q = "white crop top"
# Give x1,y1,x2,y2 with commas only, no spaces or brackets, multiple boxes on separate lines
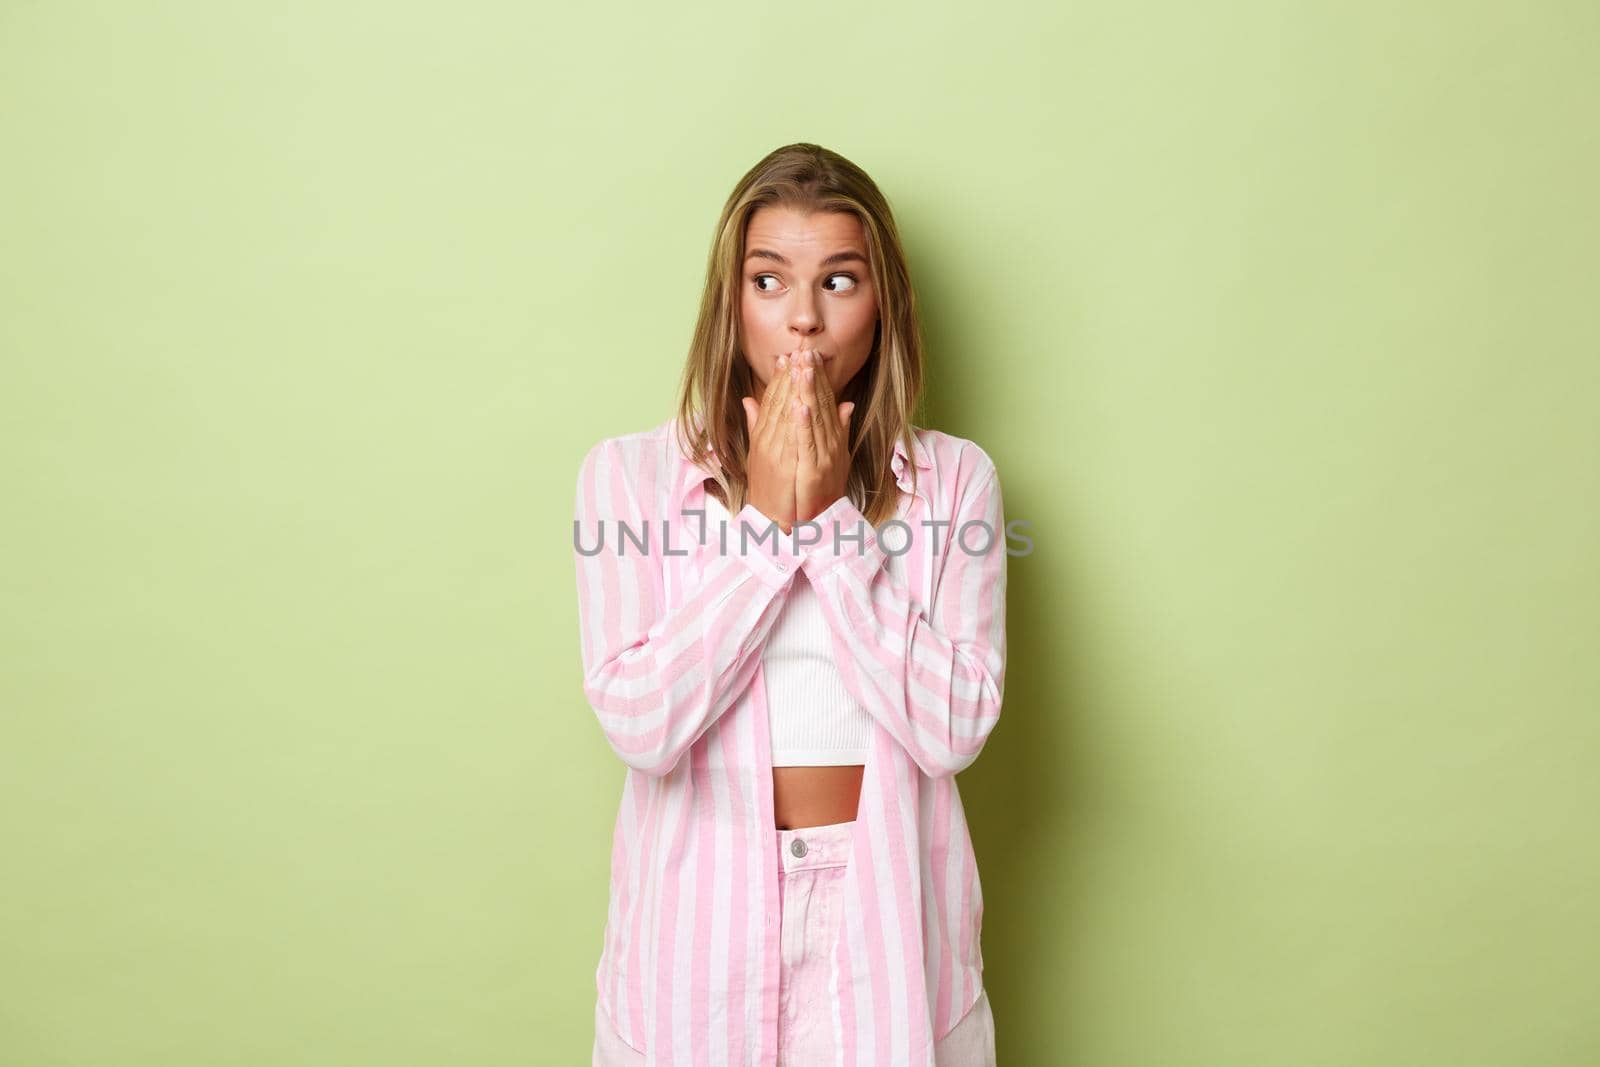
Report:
760,571,874,767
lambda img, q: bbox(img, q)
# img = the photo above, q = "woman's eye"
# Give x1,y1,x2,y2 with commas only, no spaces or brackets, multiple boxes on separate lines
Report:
824,273,858,293
752,274,781,292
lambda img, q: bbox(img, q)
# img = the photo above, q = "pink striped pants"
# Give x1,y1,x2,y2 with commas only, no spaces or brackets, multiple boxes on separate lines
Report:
592,819,997,1065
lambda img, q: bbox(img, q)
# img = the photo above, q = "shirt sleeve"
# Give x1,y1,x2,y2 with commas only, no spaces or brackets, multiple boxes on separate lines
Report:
573,437,805,776
800,457,1008,779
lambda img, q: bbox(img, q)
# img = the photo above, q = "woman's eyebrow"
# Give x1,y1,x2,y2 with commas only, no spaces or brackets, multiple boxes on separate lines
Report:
744,248,869,267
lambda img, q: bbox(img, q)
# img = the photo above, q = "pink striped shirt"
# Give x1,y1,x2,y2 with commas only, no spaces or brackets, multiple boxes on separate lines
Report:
572,414,1008,1066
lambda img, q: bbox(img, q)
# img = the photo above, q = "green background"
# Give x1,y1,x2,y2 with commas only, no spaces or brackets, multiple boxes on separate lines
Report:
3,2,1595,1064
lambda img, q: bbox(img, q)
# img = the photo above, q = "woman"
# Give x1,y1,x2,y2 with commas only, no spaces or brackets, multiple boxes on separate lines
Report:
574,143,1007,1066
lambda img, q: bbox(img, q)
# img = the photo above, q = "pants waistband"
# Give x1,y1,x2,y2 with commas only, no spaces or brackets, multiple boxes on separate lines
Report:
775,819,854,872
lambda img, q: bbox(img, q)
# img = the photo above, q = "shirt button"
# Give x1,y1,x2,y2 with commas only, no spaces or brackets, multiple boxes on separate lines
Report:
790,838,807,858
776,562,788,571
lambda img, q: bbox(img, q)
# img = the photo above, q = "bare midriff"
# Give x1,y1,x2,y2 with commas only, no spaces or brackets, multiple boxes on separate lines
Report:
772,765,865,830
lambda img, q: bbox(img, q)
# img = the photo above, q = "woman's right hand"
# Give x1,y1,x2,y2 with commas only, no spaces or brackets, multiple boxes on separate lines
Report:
741,352,806,534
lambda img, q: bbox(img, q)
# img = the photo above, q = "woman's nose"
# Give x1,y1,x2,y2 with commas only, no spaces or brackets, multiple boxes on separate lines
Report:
788,294,822,332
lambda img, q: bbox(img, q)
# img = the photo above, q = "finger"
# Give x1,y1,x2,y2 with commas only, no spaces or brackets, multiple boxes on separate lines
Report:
800,352,840,455
778,395,798,469
756,357,791,451
751,379,771,450
808,350,836,404
773,359,798,431
768,352,789,431
791,395,815,473
789,353,816,450
795,394,816,451
802,362,831,453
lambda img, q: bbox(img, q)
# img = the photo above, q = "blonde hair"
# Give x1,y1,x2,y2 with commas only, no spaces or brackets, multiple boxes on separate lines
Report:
673,142,924,527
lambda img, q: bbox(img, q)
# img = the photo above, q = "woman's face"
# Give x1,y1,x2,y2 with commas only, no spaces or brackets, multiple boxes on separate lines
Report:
739,205,878,405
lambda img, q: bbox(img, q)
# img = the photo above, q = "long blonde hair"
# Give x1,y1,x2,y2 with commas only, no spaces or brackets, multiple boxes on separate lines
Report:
673,142,924,527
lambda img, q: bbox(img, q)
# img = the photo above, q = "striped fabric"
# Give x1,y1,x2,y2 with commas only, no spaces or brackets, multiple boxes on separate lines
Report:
572,415,1008,1066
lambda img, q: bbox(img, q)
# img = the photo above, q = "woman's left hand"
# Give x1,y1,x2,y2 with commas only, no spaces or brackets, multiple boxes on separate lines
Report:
790,347,856,523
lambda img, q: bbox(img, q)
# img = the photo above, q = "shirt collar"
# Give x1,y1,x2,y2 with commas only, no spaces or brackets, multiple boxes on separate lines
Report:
676,417,934,502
